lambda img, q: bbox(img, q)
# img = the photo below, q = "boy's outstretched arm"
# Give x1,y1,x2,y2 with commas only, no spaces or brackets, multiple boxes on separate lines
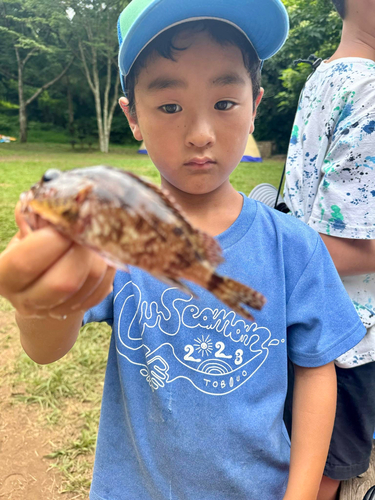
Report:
0,206,115,364
283,362,337,500
320,234,375,276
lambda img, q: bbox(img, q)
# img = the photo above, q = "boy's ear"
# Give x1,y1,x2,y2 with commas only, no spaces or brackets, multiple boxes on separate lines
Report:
249,88,264,135
119,97,143,141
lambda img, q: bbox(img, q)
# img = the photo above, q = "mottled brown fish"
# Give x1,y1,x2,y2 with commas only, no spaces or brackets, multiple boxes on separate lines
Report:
20,166,266,320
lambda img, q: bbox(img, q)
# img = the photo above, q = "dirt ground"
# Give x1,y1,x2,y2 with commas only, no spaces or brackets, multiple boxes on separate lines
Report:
0,309,75,500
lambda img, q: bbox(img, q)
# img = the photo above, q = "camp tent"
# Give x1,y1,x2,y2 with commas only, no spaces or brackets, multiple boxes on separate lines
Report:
137,135,262,163
241,134,262,163
138,142,148,155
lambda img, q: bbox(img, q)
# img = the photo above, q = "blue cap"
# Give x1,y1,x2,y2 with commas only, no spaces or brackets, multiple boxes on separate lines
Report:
118,0,289,93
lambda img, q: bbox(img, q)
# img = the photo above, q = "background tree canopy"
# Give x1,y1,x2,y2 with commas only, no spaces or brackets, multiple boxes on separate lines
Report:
0,0,342,153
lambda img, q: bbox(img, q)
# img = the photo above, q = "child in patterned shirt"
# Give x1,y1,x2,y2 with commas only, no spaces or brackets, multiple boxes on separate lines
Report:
284,0,375,499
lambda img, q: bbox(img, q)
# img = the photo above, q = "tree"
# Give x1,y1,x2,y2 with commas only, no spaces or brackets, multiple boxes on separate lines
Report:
0,0,344,152
68,0,128,153
255,0,342,152
0,0,74,142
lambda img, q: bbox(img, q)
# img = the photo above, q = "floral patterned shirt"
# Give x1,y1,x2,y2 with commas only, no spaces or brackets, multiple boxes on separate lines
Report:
284,58,375,367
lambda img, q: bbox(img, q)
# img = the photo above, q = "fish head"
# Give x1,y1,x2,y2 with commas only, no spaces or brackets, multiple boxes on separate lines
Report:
20,169,94,231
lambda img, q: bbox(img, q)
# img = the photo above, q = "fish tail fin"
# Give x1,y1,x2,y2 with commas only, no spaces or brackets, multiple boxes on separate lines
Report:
156,275,197,298
206,272,266,321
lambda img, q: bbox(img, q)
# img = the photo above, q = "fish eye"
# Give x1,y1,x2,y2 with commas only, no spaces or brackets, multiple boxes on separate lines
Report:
42,169,61,183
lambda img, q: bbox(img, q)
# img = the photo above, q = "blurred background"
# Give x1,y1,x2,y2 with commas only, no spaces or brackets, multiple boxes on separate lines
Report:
0,0,342,154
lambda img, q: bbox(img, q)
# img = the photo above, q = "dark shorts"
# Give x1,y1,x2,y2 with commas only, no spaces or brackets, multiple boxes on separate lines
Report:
284,360,375,481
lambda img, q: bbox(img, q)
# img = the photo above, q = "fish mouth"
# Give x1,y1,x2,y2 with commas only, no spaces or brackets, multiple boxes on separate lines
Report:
19,189,69,231
19,192,55,231
19,181,93,232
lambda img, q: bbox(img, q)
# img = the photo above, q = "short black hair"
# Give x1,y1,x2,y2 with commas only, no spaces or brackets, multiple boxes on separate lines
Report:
125,20,262,117
331,0,346,19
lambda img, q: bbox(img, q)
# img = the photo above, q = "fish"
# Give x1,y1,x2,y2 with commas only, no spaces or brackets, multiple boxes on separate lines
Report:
19,166,266,320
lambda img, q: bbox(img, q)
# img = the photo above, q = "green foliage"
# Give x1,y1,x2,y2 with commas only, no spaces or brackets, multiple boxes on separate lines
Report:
0,99,19,110
0,0,344,151
0,0,71,57
255,0,342,152
277,65,312,113
0,113,18,135
110,111,137,144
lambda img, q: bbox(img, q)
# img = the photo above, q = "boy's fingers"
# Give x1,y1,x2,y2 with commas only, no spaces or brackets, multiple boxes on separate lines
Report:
78,266,116,312
0,227,72,294
49,253,109,314
15,202,32,238
42,265,115,320
22,265,115,320
16,244,94,311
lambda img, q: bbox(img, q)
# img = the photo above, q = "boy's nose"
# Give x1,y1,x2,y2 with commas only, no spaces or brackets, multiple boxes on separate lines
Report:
185,118,215,149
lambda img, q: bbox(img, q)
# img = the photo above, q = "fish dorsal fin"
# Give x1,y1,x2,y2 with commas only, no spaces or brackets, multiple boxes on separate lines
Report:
125,171,224,267
125,171,193,229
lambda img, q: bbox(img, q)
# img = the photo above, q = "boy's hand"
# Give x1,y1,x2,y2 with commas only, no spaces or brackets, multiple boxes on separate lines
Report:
0,204,116,319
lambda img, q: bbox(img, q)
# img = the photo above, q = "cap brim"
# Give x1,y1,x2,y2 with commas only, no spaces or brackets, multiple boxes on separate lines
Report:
118,0,289,81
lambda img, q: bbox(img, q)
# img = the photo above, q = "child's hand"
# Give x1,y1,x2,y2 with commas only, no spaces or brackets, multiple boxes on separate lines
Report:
0,204,116,319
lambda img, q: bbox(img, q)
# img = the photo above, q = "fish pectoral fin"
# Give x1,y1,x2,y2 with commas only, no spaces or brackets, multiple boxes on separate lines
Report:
155,275,197,298
97,252,129,273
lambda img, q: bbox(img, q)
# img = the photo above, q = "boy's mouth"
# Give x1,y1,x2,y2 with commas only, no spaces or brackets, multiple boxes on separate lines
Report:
184,157,216,168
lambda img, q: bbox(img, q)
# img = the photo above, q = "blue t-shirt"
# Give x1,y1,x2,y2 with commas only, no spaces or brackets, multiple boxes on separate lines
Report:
85,195,365,500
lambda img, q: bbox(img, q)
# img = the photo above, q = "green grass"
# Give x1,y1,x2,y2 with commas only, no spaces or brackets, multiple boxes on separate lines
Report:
13,321,111,495
0,142,284,496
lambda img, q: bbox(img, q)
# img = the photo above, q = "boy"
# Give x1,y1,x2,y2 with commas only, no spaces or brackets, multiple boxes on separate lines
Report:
284,0,375,499
0,1,367,498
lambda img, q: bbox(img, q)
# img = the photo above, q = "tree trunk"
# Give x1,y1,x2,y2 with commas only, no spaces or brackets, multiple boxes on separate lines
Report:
19,100,27,143
94,90,105,152
16,47,27,143
79,37,119,153
15,44,73,144
103,72,120,154
67,78,75,137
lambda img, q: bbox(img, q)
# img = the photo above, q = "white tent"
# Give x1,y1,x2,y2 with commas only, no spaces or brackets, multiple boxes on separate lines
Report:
137,135,262,163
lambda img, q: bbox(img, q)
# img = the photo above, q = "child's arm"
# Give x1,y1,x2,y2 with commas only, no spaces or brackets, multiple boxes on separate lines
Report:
0,208,115,364
320,233,375,276
283,362,337,500
16,311,86,364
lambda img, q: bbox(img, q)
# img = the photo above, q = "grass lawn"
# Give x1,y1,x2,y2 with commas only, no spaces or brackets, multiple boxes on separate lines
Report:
0,142,284,497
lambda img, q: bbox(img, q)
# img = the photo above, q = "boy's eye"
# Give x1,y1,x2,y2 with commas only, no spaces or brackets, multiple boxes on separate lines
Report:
161,104,182,114
215,101,235,111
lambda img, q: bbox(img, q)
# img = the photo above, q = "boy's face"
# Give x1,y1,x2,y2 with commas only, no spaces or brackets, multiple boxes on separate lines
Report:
122,30,263,196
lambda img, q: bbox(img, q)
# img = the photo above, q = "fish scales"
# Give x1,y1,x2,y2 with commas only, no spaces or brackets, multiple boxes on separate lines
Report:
20,166,266,320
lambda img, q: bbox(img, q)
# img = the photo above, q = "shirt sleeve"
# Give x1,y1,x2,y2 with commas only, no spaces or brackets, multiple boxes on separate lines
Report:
286,237,366,367
83,290,114,327
309,111,375,239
